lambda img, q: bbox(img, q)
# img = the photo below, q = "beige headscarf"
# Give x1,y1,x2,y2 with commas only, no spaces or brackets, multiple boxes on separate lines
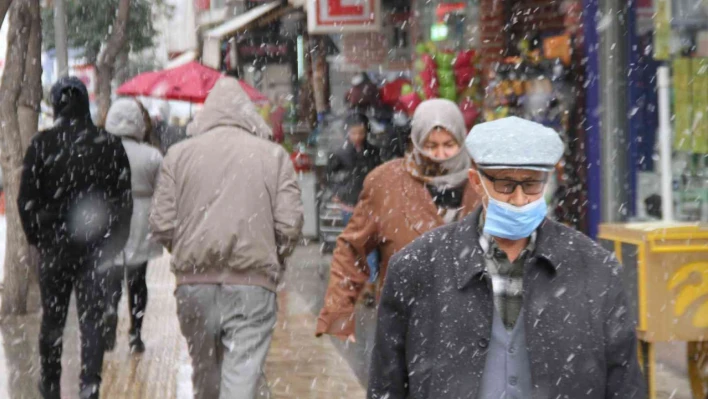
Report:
407,98,471,189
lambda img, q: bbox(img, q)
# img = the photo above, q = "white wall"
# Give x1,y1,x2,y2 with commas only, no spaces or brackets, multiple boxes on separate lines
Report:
165,0,198,56
0,17,9,80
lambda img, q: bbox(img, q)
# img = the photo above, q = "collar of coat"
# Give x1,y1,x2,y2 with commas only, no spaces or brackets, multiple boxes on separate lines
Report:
455,207,562,290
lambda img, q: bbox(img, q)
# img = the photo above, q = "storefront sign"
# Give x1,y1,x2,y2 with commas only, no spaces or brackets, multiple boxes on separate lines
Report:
237,35,295,64
654,0,671,60
340,32,387,67
307,0,381,33
194,0,210,11
430,23,449,42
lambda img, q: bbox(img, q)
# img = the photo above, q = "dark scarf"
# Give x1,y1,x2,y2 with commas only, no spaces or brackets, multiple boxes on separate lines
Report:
426,184,465,209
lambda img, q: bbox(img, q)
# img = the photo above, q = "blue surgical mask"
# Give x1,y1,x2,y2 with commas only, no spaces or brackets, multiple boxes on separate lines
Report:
480,177,547,240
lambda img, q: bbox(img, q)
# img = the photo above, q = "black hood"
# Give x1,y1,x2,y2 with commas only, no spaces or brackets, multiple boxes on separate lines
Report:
50,76,92,123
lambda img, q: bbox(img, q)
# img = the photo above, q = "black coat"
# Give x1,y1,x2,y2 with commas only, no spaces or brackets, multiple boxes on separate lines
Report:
369,207,646,399
379,124,411,162
151,120,186,154
327,140,381,206
18,77,133,260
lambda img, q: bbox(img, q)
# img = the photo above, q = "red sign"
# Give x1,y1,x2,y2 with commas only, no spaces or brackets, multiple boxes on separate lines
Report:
194,0,210,11
307,0,381,33
72,64,96,102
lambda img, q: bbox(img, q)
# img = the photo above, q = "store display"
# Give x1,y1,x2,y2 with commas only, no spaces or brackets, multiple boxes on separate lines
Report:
672,57,708,154
408,41,483,125
345,73,381,110
543,34,572,66
380,78,412,107
481,31,574,137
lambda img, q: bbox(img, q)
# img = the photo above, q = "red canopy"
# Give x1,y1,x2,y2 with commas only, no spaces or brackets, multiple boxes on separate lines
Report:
116,61,268,104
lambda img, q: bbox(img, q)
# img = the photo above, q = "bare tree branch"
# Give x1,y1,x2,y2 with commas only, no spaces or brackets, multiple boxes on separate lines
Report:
97,0,131,68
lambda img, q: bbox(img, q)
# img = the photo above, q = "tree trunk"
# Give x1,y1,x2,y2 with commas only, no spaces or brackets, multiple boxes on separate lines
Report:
0,0,42,317
309,36,329,115
95,0,131,126
114,50,130,86
297,32,317,129
95,64,113,127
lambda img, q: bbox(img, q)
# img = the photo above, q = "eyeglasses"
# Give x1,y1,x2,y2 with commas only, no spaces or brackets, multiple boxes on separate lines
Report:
479,169,547,195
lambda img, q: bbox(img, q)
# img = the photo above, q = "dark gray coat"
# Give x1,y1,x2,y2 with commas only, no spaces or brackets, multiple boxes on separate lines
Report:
368,207,646,399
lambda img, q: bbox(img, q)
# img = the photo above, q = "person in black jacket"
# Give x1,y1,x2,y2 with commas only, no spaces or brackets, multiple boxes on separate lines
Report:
327,113,382,305
18,77,133,399
147,103,186,154
369,117,644,399
327,113,382,208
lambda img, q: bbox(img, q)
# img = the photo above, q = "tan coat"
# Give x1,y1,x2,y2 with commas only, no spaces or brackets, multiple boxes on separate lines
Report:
316,159,480,337
149,78,304,292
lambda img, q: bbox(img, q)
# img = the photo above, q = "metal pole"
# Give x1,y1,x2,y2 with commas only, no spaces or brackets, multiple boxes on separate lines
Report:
598,0,630,222
54,0,69,78
657,66,674,222
583,0,602,238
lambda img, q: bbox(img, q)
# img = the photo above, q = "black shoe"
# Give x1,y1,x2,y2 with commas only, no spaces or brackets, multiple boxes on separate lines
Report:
129,334,145,353
38,381,60,399
79,383,100,399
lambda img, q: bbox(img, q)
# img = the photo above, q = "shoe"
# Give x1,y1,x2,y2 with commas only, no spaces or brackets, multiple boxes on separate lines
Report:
38,381,60,399
129,334,145,353
103,311,118,352
79,383,100,399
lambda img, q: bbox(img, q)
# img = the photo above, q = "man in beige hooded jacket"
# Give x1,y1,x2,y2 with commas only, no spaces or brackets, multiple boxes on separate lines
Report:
149,77,303,399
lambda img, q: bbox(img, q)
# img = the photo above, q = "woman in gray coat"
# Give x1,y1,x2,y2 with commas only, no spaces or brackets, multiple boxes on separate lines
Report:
103,98,164,353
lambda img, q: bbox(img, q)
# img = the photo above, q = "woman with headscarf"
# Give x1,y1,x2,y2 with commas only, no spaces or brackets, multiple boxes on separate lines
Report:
103,98,164,353
316,99,480,340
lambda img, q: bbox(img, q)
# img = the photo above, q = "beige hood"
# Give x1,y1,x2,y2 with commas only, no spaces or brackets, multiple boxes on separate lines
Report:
187,77,272,140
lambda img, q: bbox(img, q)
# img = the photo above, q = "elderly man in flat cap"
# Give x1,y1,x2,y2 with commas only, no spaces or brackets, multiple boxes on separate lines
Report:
368,116,646,399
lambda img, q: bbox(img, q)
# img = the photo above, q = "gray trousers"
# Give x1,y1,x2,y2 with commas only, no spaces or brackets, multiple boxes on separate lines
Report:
175,284,277,399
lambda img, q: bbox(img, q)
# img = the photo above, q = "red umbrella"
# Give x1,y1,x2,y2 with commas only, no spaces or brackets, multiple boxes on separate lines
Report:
116,61,268,104
115,70,162,97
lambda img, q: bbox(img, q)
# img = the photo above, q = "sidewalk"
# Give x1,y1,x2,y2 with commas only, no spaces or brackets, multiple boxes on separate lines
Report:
0,249,365,398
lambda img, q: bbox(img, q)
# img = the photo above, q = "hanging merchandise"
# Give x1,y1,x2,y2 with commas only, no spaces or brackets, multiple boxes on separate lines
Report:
482,30,574,137
345,73,382,110
409,42,483,126
380,78,412,107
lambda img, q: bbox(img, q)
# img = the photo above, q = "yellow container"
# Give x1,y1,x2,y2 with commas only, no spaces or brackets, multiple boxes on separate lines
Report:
599,222,708,398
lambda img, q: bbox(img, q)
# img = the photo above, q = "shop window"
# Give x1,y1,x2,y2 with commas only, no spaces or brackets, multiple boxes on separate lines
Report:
393,23,409,49
417,0,480,51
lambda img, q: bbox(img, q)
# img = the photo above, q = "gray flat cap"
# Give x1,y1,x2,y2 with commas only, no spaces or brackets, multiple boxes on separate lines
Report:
465,116,563,171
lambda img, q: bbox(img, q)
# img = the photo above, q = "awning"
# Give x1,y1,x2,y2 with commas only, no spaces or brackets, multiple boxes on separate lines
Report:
205,2,282,40
202,2,287,69
165,50,197,70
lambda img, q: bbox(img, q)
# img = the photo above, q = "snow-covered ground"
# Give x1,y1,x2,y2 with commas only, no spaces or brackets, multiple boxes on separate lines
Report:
176,346,193,399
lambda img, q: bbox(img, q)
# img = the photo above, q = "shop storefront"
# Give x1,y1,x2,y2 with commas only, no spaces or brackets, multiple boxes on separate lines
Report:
400,0,589,231
590,1,708,397
653,0,708,223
